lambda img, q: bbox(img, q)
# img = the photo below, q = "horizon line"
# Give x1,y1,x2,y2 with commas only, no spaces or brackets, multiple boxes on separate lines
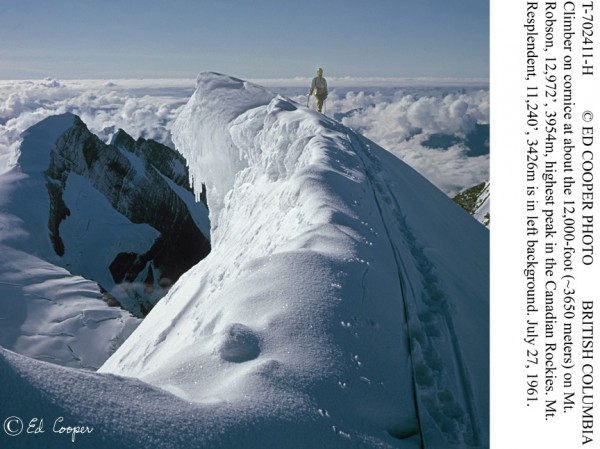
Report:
0,75,489,88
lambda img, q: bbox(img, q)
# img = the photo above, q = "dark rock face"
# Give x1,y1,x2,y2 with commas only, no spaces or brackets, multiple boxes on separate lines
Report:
45,116,211,316
452,182,489,226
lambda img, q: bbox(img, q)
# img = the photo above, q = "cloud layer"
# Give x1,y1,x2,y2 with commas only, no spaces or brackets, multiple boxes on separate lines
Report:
0,78,488,195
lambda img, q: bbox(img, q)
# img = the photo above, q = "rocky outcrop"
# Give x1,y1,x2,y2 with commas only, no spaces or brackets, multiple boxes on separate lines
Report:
453,181,490,227
43,116,211,316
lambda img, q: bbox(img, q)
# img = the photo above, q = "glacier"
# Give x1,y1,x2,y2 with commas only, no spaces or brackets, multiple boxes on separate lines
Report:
0,73,488,448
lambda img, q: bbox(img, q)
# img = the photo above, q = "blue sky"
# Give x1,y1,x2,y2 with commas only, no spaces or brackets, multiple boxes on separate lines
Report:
0,0,489,80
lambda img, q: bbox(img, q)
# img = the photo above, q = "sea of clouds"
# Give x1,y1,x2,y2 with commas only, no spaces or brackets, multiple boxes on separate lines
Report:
0,77,488,196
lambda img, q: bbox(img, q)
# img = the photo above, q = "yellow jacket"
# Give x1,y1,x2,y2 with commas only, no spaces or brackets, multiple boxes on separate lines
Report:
309,76,328,98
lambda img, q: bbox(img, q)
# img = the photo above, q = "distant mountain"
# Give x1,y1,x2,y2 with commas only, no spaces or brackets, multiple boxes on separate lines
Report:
453,182,490,226
0,114,210,368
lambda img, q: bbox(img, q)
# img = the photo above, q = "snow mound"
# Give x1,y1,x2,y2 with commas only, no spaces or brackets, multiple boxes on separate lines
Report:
218,322,262,363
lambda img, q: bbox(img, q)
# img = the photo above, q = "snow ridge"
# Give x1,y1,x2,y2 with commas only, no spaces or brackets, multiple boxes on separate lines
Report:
101,72,488,447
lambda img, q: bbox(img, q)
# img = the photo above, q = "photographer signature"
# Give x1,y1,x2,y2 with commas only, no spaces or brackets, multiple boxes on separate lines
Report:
4,416,93,443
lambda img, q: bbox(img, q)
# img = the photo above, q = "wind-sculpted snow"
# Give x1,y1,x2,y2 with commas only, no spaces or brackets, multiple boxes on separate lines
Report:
97,73,489,447
0,245,139,370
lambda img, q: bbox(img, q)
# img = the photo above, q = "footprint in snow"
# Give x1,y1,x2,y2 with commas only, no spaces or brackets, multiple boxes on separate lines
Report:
218,323,261,363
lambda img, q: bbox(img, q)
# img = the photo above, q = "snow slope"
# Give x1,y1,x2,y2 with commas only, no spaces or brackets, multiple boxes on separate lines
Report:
1,73,488,448
0,245,138,370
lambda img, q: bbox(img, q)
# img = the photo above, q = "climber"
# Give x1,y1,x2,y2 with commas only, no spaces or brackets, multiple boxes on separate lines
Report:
308,67,328,113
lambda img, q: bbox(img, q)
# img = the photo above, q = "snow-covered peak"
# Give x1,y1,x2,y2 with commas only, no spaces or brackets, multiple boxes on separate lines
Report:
16,113,77,175
0,112,211,368
101,73,489,447
0,113,142,369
